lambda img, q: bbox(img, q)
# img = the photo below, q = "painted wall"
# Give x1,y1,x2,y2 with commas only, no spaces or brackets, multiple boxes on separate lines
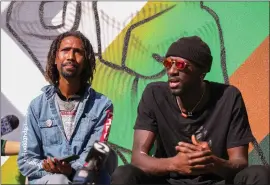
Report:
1,1,269,183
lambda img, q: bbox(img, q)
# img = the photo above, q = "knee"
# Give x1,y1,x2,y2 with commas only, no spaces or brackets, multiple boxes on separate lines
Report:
98,170,111,185
111,164,142,183
238,165,269,177
47,174,70,184
112,164,137,179
234,165,270,184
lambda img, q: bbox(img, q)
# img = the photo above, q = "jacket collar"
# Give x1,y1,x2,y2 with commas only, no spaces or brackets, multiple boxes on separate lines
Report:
41,83,92,101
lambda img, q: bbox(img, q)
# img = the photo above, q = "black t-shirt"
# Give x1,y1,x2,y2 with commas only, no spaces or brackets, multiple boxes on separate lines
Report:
134,81,254,184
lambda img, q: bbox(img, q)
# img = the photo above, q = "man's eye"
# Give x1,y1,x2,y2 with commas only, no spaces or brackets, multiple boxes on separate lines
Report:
62,48,70,52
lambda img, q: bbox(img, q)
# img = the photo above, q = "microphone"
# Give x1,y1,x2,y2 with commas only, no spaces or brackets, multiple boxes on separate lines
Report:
73,141,110,185
1,115,19,136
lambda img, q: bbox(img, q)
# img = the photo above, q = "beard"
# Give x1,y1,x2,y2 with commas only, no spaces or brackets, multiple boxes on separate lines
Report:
60,62,79,78
170,88,183,96
169,80,200,96
60,68,78,78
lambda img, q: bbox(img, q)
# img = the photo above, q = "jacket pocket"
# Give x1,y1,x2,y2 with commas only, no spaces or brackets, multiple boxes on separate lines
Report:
38,119,63,146
73,113,97,141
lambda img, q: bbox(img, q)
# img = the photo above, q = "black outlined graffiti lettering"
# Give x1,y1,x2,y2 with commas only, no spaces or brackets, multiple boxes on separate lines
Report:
3,1,267,166
5,1,82,72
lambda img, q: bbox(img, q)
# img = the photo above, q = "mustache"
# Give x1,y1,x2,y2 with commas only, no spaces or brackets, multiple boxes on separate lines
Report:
168,76,180,81
61,61,78,68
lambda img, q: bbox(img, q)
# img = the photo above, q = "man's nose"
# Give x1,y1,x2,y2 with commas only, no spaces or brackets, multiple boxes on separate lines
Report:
167,63,179,75
67,50,75,60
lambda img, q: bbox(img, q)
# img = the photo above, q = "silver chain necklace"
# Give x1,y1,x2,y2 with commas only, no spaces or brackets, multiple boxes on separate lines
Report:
176,85,206,118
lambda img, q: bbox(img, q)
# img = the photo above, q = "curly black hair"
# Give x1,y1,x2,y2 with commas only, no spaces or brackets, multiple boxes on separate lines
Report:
45,31,96,86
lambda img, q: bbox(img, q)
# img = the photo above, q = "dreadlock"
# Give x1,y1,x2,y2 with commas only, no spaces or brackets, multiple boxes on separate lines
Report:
45,31,96,86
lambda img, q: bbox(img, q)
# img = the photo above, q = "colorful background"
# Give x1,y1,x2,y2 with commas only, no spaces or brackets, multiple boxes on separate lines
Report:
1,1,269,183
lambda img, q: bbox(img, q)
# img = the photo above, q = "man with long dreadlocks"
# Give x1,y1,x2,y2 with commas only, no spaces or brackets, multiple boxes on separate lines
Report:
17,31,114,184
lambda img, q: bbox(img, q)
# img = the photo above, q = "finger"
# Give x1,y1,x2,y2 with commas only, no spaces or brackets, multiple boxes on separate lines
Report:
42,160,47,170
187,150,212,159
43,160,51,172
178,142,202,151
53,158,65,173
175,146,194,153
190,163,214,170
53,158,61,166
200,142,210,150
191,135,210,150
191,135,200,145
47,157,60,173
62,161,69,166
189,156,214,166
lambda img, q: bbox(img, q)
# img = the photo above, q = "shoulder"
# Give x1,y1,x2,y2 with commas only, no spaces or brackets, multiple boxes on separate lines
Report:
90,87,113,108
143,81,170,96
28,85,52,110
208,81,242,98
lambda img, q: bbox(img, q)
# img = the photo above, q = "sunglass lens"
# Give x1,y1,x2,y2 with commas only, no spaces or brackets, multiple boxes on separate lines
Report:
163,59,172,69
175,61,185,70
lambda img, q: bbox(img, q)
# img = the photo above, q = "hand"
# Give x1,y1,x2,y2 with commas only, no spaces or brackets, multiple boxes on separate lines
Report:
42,157,72,176
175,135,210,153
173,135,216,175
171,149,215,176
191,135,211,151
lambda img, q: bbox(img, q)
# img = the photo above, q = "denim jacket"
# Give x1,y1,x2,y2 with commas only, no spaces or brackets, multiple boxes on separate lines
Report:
17,84,113,184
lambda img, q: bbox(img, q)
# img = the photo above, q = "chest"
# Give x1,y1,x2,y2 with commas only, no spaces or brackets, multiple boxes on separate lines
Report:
154,97,232,158
37,100,98,146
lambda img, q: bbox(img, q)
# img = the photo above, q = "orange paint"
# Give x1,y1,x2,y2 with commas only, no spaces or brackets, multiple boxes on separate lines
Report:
230,36,269,152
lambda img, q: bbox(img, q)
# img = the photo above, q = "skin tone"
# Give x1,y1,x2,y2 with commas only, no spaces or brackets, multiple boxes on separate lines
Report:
4,141,20,155
56,36,85,99
131,56,249,179
42,36,86,176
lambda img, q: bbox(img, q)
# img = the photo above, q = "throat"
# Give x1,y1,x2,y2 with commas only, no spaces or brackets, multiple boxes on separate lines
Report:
176,84,206,118
58,79,81,99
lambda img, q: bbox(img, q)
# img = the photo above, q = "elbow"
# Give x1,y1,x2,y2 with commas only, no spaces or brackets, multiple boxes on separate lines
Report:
131,153,149,173
235,158,249,169
131,154,140,166
131,153,144,168
240,160,248,170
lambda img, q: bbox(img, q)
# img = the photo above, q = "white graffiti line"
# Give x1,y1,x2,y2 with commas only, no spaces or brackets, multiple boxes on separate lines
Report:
21,119,29,161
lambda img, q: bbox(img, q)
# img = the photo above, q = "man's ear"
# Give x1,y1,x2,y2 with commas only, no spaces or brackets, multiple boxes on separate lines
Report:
200,73,206,80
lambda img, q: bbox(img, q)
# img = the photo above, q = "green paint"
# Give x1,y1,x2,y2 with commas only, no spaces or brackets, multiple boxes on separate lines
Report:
249,135,270,165
204,2,269,77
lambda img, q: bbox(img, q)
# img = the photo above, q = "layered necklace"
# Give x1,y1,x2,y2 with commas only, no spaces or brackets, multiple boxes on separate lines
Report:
176,85,206,118
62,100,76,111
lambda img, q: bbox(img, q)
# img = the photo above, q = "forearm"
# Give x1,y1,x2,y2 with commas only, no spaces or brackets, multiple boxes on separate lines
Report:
4,141,20,155
18,154,51,179
131,154,174,176
213,157,248,180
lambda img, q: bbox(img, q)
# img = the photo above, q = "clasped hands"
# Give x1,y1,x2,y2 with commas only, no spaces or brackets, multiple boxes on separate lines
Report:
172,135,218,176
42,157,72,176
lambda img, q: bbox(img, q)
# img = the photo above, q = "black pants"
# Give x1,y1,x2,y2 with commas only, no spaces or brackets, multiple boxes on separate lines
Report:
111,164,270,185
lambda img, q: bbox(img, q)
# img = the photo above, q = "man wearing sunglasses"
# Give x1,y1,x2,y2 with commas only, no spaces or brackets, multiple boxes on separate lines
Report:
111,36,269,185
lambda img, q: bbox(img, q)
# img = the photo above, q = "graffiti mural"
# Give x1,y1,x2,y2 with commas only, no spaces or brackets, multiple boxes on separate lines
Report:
1,1,269,183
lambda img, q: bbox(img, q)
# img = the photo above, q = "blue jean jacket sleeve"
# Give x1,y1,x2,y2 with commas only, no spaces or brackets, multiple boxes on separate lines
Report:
17,103,52,180
71,101,113,171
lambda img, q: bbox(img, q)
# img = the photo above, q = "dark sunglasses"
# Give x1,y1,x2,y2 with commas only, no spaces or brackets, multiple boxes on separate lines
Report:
163,57,190,70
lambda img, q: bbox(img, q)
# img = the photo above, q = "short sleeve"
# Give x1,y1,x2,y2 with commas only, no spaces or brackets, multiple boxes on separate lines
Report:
134,84,157,133
227,88,254,149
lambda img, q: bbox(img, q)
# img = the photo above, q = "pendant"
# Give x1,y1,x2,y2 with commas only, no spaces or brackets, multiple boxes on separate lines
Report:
181,112,192,118
181,112,188,118
63,102,75,111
